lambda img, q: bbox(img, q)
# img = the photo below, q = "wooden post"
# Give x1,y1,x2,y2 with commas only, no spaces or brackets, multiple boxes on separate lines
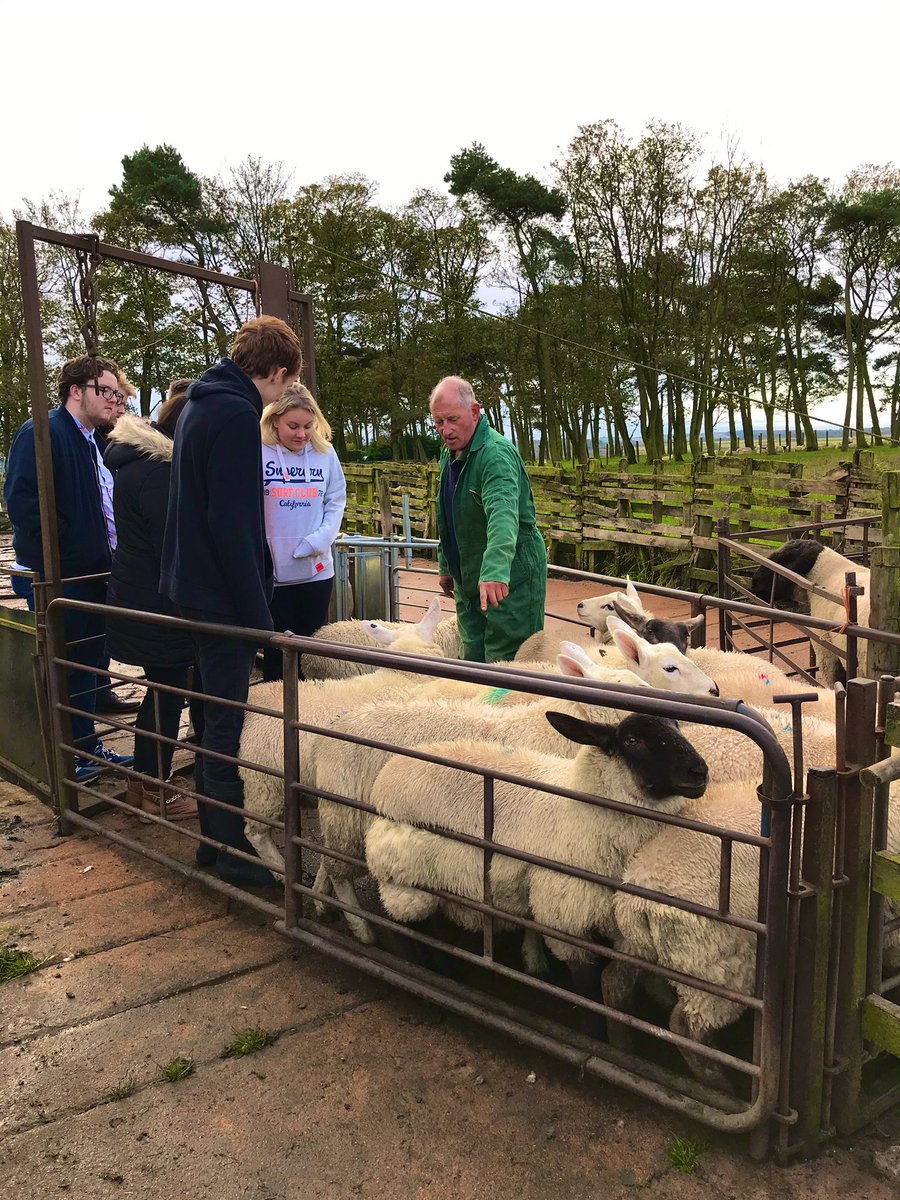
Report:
869,470,900,678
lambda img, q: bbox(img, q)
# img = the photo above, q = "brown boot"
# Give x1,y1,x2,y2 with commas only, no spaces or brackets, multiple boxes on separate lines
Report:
124,779,145,811
140,784,198,823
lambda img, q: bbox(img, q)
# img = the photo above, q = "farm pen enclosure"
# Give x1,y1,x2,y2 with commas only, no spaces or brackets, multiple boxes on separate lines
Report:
2,221,900,1164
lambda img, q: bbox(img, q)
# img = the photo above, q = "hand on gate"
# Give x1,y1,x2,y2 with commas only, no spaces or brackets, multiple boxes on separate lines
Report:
438,575,455,599
479,581,509,611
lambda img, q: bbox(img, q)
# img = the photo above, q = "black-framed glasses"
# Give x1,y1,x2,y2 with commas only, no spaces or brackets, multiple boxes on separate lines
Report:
84,383,126,405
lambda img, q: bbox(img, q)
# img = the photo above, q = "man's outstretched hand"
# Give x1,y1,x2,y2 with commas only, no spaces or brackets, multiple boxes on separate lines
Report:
479,581,509,611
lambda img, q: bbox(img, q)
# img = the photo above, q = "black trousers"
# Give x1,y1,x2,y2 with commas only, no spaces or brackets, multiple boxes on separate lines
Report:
133,664,192,781
262,576,334,682
177,608,258,790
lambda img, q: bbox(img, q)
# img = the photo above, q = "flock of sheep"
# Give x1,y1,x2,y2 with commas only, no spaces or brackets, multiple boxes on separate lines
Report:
234,548,895,1092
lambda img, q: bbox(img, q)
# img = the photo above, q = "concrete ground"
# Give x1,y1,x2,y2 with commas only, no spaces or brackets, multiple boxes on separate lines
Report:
2,779,899,1200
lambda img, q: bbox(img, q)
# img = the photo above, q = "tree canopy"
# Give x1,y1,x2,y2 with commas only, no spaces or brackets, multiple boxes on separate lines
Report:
3,127,900,461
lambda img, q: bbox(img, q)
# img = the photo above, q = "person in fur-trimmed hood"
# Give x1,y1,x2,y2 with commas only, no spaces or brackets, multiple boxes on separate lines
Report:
103,386,198,820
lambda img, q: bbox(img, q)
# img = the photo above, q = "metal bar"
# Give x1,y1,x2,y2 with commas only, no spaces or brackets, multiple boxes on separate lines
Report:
718,535,846,607
831,679,879,1135
282,647,301,929
25,223,257,290
482,775,494,962
788,767,839,1156
718,840,733,914
723,516,880,543
16,221,62,594
274,919,771,1132
717,517,731,649
63,809,280,916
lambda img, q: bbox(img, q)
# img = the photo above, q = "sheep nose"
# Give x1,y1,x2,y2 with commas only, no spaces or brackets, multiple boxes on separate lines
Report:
709,682,720,697
576,602,584,613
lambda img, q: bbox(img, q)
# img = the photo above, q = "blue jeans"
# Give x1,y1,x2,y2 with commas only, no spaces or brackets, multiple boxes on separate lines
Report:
14,573,107,752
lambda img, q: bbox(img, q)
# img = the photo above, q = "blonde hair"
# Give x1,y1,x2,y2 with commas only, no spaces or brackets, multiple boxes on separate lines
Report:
118,373,137,400
261,382,332,454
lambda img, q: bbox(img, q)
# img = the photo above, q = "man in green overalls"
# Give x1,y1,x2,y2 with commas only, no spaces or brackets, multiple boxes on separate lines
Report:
431,376,547,662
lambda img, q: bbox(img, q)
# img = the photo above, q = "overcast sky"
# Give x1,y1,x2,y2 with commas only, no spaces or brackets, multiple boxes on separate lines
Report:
2,0,897,219
3,0,897,433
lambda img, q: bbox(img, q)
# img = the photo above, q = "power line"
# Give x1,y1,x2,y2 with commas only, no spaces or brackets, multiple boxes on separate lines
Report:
294,236,900,448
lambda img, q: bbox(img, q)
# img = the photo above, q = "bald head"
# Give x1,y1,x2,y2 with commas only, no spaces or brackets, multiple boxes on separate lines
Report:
429,376,481,455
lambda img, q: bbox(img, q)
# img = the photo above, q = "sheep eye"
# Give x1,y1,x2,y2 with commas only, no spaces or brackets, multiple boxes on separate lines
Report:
603,603,613,610
663,664,678,673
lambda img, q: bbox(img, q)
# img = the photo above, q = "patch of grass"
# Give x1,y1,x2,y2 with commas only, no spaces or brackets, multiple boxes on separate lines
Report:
153,1056,194,1084
0,946,39,984
102,1074,137,1103
222,1027,276,1059
667,1135,705,1174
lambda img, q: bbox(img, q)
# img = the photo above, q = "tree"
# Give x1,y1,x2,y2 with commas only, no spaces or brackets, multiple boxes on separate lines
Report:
447,144,567,462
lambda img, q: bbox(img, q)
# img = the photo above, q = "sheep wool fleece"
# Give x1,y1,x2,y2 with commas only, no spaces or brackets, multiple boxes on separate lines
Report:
436,415,546,662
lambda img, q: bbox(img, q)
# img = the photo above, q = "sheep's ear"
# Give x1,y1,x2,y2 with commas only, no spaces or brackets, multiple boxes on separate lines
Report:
682,614,705,634
625,576,640,603
557,653,588,678
416,597,442,643
612,597,644,631
545,710,617,752
559,640,596,668
607,617,643,667
363,621,398,645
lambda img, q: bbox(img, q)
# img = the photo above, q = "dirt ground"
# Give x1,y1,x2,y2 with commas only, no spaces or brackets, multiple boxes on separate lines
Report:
3,569,893,1198
2,780,900,1200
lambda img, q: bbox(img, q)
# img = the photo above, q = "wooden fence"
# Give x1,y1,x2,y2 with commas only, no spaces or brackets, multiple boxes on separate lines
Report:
342,450,884,588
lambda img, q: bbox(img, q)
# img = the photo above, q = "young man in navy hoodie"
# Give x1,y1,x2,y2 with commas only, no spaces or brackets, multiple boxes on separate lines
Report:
4,355,135,780
161,316,302,887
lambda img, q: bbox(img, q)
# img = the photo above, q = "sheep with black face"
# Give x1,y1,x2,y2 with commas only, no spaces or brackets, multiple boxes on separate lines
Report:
364,711,709,972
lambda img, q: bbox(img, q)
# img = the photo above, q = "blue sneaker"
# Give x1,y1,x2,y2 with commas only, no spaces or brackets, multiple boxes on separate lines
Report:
95,745,134,768
73,745,134,782
74,759,103,782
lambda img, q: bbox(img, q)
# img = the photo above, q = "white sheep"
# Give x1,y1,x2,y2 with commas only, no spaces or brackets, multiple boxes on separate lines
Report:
603,784,772,1089
238,598,450,872
749,541,871,687
301,610,461,679
516,606,703,664
689,646,837,723
364,711,709,973
310,637,720,942
575,576,646,634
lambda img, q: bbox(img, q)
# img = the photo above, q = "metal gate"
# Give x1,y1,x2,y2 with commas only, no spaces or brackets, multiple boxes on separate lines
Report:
8,221,900,1160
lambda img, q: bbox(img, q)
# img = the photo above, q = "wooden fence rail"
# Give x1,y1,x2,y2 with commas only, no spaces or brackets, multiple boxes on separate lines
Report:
342,450,884,588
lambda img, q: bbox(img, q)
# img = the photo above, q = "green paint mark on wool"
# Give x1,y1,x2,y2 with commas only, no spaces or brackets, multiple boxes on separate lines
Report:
481,687,511,706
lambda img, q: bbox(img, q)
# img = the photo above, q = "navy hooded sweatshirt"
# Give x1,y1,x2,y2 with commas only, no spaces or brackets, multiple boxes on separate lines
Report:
3,405,111,577
159,359,274,631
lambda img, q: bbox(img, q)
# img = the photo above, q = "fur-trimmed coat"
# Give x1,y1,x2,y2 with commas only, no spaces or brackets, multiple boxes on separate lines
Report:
103,414,193,668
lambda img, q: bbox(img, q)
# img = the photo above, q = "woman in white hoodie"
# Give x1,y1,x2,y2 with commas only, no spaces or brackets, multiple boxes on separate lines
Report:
260,383,347,680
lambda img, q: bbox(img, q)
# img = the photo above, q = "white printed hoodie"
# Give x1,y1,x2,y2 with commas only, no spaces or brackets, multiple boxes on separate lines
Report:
261,441,347,585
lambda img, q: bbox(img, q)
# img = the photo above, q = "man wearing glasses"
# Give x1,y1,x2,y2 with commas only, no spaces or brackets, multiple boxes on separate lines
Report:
4,355,134,780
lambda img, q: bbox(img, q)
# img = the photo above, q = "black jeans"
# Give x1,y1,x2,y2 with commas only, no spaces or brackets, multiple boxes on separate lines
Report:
177,608,258,790
133,664,191,781
263,576,334,682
